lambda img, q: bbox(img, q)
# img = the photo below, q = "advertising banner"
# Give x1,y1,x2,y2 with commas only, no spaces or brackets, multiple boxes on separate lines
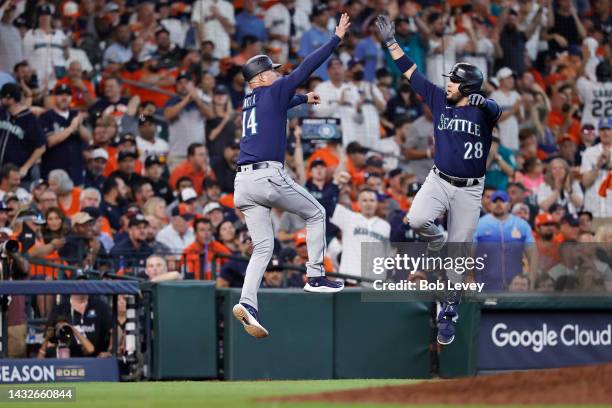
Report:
478,311,612,370
0,358,119,384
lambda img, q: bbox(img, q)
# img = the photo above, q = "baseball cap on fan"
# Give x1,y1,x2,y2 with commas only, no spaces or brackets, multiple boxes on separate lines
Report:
599,117,612,130
180,187,198,203
496,67,513,82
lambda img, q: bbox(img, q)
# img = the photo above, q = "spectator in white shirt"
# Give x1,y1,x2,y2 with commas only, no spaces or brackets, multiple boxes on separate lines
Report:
490,67,523,151
23,4,68,89
135,115,169,161
312,58,360,146
156,205,195,253
346,59,385,150
264,0,310,64
191,0,235,60
330,173,391,279
580,118,612,218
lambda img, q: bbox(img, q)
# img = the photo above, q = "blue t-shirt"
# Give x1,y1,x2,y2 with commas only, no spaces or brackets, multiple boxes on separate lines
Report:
0,107,46,169
355,36,384,82
238,35,341,165
473,214,534,291
39,109,85,184
235,12,268,44
408,70,501,178
299,26,334,81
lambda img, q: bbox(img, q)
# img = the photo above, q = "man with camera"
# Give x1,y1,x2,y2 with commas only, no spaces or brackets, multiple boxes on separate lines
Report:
42,292,113,358
0,228,30,357
37,315,95,358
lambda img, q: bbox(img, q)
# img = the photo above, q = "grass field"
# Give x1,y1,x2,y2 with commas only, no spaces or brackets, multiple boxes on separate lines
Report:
1,380,608,408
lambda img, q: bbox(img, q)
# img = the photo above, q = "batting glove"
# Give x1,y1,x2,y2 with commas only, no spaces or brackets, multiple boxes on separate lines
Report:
376,15,397,47
468,94,486,108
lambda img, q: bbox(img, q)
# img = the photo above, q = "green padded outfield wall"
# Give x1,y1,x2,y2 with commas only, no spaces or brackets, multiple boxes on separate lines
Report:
438,301,481,378
333,289,432,378
151,282,218,379
222,288,334,380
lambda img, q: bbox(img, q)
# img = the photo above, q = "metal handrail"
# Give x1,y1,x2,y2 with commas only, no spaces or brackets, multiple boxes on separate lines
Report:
210,253,377,284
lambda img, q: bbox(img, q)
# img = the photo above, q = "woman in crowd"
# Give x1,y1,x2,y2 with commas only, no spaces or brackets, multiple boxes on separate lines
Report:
48,169,81,217
535,157,583,214
28,207,70,316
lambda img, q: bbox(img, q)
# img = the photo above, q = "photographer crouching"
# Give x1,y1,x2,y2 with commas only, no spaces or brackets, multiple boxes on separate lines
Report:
38,292,113,358
37,315,95,358
0,229,29,358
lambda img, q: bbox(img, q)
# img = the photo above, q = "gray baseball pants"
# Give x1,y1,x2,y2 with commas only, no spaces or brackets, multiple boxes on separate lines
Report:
233,161,326,309
406,168,484,286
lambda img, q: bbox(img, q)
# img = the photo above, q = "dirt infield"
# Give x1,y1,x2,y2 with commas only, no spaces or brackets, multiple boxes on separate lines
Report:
268,363,612,405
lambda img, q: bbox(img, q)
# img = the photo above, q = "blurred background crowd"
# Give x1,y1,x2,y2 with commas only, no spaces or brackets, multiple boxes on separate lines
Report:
0,0,612,358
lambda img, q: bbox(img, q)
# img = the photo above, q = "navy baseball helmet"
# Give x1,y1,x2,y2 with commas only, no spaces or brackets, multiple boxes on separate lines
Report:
442,63,483,96
242,55,282,82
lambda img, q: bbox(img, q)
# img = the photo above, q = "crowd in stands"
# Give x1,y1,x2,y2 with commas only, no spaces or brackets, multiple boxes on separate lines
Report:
0,0,612,357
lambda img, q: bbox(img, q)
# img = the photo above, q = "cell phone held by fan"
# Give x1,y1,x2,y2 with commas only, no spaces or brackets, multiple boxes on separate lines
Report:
298,118,342,143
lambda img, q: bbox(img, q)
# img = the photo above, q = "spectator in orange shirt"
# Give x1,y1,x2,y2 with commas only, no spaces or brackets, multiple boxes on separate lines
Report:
386,168,410,212
104,133,144,177
169,143,216,195
183,217,231,280
345,141,368,186
547,88,580,142
55,61,97,109
123,53,176,108
48,169,81,217
553,213,580,243
534,212,560,273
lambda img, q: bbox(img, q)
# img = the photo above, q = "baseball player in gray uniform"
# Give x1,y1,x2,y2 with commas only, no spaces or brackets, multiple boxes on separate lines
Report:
376,15,501,345
232,14,351,339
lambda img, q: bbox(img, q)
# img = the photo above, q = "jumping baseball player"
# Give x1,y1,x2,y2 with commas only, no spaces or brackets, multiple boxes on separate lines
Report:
376,15,501,345
232,14,351,339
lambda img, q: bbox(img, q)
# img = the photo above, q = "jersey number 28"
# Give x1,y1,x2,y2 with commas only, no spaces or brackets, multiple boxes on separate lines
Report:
242,108,258,137
464,141,483,160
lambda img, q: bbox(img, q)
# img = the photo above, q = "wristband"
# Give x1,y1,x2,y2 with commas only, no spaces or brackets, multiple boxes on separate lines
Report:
385,39,398,48
394,54,415,74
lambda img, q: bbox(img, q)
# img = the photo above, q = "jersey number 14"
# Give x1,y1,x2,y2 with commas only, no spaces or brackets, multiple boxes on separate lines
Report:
242,108,258,137
464,141,483,160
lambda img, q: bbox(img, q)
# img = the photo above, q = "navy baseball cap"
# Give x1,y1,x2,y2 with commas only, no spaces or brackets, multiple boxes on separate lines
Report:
309,159,327,170
599,117,612,130
145,154,165,167
0,202,9,212
53,84,72,95
177,70,192,81
118,149,138,161
128,214,149,227
138,115,156,126
562,213,580,227
388,168,402,179
116,133,136,145
490,191,509,202
0,83,21,100
213,85,229,95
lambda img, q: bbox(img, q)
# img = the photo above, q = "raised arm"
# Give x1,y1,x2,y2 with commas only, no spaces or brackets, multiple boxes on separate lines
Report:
278,14,350,102
375,14,444,109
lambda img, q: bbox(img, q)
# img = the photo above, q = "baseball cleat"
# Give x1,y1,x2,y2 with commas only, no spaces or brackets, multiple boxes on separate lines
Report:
304,276,344,293
233,303,269,339
436,301,458,345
